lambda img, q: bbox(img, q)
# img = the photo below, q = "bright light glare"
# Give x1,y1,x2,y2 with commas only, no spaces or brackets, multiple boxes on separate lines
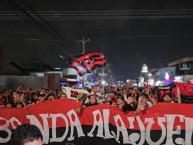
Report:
156,80,162,86
148,79,154,86
101,80,106,85
165,72,169,80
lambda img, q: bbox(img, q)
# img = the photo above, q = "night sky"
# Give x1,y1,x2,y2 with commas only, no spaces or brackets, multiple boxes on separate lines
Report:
0,0,193,80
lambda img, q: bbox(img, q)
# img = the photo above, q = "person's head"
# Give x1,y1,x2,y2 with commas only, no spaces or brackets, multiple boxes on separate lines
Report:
46,94,55,101
6,102,12,108
131,87,138,94
109,91,116,97
110,97,117,106
88,95,97,104
162,93,172,102
30,92,37,99
117,95,124,105
16,102,24,108
126,93,134,104
37,93,46,103
11,124,43,145
92,86,99,94
60,93,67,99
40,88,46,94
140,93,149,104
106,95,112,102
13,91,22,103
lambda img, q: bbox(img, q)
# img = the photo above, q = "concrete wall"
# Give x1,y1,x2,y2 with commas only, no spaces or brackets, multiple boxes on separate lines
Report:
184,75,193,83
0,75,61,90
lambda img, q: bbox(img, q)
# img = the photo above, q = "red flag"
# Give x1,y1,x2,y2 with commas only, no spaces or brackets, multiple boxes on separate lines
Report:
67,52,107,76
175,82,193,103
175,82,193,96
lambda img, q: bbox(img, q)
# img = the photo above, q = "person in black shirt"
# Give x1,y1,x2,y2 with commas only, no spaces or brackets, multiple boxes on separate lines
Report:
122,93,137,112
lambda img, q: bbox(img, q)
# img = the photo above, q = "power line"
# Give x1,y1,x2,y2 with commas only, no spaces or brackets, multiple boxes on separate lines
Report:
1,10,193,20
0,0,80,57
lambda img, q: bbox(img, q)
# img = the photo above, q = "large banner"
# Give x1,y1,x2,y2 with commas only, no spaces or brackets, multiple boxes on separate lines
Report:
1,99,193,145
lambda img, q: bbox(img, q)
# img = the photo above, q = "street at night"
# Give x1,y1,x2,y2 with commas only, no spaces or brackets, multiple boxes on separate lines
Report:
1,1,193,145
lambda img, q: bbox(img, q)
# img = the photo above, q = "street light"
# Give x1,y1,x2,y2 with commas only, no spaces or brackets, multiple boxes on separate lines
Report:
148,73,152,77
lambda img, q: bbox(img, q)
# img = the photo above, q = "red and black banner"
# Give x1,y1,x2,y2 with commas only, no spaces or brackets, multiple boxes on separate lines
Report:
175,82,193,103
154,83,175,102
66,52,107,76
1,99,193,145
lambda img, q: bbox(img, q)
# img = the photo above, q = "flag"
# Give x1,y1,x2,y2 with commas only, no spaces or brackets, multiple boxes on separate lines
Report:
61,86,89,101
66,52,107,76
175,82,193,103
154,82,175,102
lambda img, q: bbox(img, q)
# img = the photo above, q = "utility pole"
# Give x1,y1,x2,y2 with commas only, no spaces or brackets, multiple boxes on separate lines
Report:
78,37,89,54
77,37,89,88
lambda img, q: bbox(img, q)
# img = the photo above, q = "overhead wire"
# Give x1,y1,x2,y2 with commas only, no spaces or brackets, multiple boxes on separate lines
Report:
0,5,193,52
0,0,81,57
13,0,79,57
1,9,193,20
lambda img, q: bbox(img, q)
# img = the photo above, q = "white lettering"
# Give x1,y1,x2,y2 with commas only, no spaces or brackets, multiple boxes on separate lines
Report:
50,113,69,142
67,110,85,140
184,117,193,145
164,114,184,145
27,114,50,144
0,117,12,143
145,117,166,145
103,109,114,139
87,110,104,137
113,115,130,144
127,117,140,144
1,109,193,145
136,116,145,145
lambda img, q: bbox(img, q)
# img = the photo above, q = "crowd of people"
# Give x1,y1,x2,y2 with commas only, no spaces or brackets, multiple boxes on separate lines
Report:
0,84,182,114
81,85,180,113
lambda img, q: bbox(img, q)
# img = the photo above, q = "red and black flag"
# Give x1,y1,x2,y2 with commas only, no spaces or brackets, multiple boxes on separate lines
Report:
175,82,193,103
66,52,107,76
154,82,175,102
